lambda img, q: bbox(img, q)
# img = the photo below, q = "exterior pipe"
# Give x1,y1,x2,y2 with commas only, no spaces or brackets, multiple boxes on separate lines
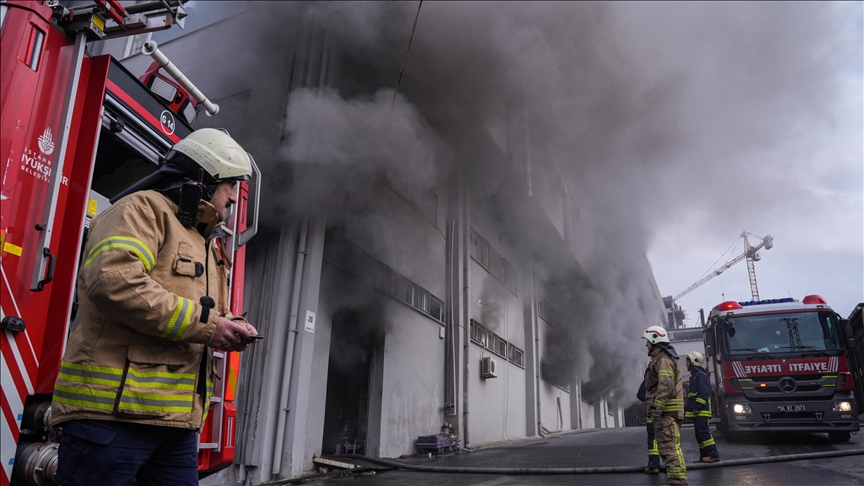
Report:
460,173,471,446
272,218,309,475
141,40,220,116
339,448,864,474
444,219,456,422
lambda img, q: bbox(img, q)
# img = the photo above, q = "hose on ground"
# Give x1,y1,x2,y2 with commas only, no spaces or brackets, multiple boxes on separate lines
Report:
336,448,864,475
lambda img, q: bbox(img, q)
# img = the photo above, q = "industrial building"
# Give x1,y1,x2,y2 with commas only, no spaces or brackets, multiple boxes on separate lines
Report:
99,3,672,483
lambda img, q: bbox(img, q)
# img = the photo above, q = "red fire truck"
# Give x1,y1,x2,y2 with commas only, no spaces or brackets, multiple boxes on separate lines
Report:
1,1,259,484
704,295,859,442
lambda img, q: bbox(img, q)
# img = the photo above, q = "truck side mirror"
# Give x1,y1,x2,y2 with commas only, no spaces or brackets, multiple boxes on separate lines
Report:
841,318,854,349
705,344,713,358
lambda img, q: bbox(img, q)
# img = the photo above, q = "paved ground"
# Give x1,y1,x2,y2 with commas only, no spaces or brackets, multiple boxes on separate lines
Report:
301,425,864,486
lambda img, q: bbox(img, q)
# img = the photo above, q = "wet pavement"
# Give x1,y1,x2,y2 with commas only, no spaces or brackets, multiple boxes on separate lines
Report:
302,425,864,486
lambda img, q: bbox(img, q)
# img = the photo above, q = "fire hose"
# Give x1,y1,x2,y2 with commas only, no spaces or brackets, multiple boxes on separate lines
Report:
330,448,864,475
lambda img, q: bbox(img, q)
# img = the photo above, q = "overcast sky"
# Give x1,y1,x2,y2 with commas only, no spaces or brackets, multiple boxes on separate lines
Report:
630,2,863,324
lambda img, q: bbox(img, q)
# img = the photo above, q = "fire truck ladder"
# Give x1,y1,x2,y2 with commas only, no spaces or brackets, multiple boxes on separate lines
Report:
673,232,774,302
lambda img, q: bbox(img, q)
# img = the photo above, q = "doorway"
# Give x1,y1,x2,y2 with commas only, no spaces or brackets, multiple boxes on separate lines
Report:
321,307,383,456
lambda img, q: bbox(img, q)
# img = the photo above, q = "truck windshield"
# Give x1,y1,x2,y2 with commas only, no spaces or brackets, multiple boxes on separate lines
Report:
723,311,841,356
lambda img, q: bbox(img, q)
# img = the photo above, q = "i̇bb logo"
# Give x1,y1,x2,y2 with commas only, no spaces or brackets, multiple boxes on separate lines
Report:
160,110,176,135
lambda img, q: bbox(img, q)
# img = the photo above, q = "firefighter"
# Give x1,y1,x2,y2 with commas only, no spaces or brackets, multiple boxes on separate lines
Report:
643,325,688,486
685,351,720,463
637,371,662,473
50,128,259,486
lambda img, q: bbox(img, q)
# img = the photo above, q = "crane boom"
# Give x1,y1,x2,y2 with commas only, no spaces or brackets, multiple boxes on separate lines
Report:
673,232,773,302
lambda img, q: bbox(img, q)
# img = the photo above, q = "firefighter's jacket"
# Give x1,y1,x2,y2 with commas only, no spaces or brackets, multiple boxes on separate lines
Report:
645,345,684,422
50,190,229,430
685,366,712,418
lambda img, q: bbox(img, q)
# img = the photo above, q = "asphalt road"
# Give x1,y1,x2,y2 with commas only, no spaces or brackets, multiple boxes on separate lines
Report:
308,425,864,486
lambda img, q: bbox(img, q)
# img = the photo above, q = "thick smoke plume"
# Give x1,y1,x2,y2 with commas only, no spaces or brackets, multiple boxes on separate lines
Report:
252,2,856,405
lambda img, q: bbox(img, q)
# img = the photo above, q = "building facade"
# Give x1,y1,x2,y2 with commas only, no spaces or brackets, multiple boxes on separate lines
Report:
112,3,668,483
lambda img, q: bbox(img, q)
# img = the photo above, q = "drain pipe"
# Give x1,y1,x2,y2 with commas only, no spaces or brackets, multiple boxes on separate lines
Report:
271,218,309,475
341,448,864,474
444,219,457,422
460,176,471,446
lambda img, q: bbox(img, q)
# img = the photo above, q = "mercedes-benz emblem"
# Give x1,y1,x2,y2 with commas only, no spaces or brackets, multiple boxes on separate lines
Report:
779,377,797,393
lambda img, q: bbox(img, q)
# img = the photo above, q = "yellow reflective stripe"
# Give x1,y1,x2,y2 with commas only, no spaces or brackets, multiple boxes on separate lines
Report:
697,411,712,417
700,438,716,448
126,368,195,391
822,384,836,387
162,297,193,341
737,378,752,382
658,370,674,377
823,375,837,378
741,386,755,390
120,390,193,413
85,236,155,273
53,384,117,412
58,361,123,386
685,411,696,418
671,422,688,481
696,398,708,405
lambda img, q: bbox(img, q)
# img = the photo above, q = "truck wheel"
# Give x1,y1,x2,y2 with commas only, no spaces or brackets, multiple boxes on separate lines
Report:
828,431,851,442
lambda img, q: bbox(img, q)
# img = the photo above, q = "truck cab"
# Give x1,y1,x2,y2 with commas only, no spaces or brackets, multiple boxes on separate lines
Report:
703,295,858,441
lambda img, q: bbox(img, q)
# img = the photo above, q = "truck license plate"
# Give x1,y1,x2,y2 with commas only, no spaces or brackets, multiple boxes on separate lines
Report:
777,405,805,412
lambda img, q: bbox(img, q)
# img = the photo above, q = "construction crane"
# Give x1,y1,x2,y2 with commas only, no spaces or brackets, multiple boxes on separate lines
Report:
673,232,774,302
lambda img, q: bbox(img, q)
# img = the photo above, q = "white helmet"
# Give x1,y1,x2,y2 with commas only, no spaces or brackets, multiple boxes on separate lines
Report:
687,351,705,369
168,128,252,181
642,326,670,345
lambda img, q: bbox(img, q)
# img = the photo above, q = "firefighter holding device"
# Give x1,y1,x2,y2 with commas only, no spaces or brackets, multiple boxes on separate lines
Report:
51,129,259,486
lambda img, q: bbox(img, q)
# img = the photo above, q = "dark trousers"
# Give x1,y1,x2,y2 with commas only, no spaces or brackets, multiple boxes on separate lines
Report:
694,416,719,458
57,419,198,486
646,421,661,467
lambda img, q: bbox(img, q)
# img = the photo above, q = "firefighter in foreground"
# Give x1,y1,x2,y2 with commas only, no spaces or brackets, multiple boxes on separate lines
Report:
685,351,720,463
50,129,259,486
643,326,688,486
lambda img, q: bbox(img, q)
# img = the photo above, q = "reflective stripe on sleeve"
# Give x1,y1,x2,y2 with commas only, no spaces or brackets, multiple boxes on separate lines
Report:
85,236,155,273
162,297,194,341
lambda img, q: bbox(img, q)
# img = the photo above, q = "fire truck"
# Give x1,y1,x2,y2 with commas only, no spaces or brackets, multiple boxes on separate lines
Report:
1,1,259,484
703,295,859,442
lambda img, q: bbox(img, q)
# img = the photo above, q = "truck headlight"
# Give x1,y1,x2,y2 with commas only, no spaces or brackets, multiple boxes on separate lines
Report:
832,401,852,413
733,403,752,414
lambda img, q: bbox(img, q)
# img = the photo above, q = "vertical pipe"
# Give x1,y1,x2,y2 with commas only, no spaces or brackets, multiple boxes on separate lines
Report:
272,218,309,475
460,176,471,446
532,269,543,436
444,219,455,421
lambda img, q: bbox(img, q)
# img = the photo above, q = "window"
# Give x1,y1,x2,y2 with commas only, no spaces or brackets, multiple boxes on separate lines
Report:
508,343,524,368
396,278,415,306
489,334,508,358
505,261,518,293
415,287,430,313
323,233,444,322
470,232,480,260
540,361,570,391
470,319,487,346
429,296,443,321
488,248,504,281
470,228,517,296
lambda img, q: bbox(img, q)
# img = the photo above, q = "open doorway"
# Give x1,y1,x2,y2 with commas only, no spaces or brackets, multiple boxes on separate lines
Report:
321,307,383,456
